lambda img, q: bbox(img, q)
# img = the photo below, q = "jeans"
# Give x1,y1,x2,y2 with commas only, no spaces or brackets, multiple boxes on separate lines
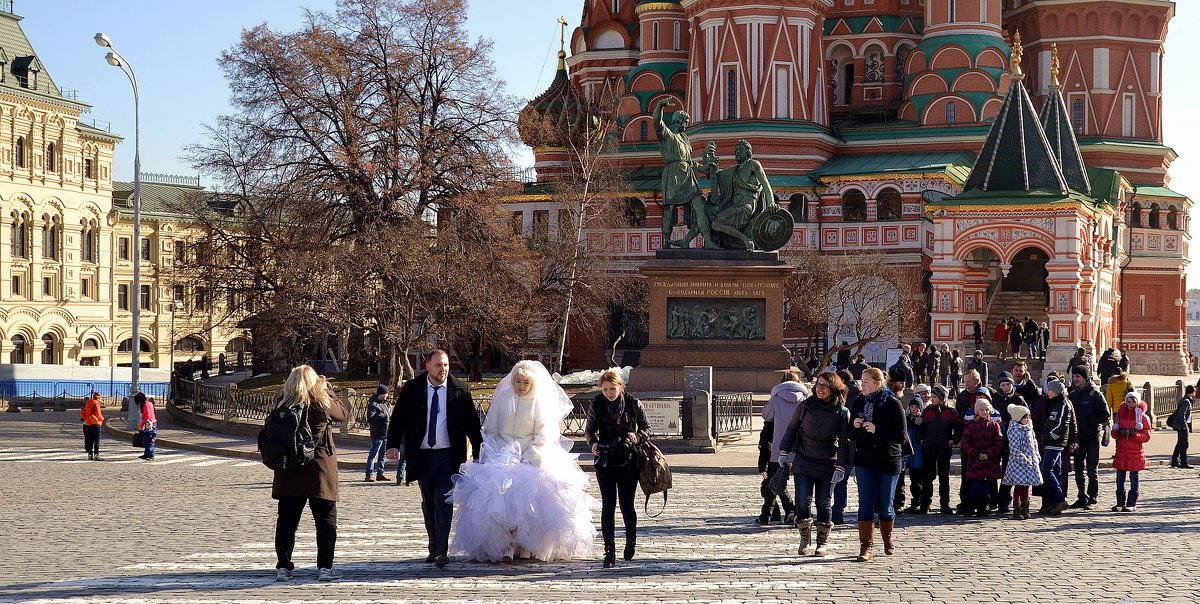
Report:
366,437,387,476
1040,448,1065,504
83,425,101,455
597,472,639,551
921,451,952,508
855,466,901,521
832,476,847,521
761,461,794,519
418,449,456,557
275,496,337,570
794,473,834,523
1073,435,1101,503
1173,429,1190,466
142,429,157,458
1116,469,1140,493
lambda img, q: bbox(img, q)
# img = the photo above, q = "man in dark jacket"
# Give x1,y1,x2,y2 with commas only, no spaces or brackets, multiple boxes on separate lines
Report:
1096,349,1118,386
836,342,852,371
889,354,915,390
1011,361,1041,407
911,343,929,384
1038,379,1077,516
366,385,395,482
1068,365,1109,509
386,350,483,568
925,347,942,387
966,350,988,387
848,355,871,381
917,384,958,514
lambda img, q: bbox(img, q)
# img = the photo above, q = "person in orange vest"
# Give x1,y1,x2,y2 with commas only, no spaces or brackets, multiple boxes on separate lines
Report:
80,392,105,460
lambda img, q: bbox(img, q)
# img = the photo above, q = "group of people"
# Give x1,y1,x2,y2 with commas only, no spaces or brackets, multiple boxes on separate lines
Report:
78,391,158,461
993,316,1050,361
271,352,649,580
759,345,1190,562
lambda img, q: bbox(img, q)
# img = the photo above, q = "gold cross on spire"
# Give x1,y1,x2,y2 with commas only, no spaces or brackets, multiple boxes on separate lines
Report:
1050,43,1061,89
1011,31,1024,80
557,15,568,54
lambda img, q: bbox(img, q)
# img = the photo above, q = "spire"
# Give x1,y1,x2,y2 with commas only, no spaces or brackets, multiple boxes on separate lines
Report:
557,15,568,71
1039,43,1091,193
963,32,1068,195
518,18,586,149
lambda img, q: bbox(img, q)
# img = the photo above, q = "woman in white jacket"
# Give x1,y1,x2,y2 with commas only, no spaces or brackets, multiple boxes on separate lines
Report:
449,361,597,562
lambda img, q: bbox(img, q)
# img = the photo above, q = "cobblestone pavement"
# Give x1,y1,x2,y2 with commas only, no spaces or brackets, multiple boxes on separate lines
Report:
2,413,1198,604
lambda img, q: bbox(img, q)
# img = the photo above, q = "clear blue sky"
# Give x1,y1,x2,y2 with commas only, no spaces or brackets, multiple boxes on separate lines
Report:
17,1,1200,283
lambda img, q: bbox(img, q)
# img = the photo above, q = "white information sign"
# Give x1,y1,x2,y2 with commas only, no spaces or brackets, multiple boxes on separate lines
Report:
642,399,682,435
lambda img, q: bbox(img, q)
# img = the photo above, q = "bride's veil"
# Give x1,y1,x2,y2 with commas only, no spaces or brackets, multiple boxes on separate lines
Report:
484,360,574,449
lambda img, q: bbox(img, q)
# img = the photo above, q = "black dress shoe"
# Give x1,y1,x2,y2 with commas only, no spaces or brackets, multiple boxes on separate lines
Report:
603,552,615,568
424,554,436,563
434,555,449,568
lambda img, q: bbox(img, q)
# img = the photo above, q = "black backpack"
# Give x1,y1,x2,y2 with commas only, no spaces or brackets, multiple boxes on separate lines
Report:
258,400,317,471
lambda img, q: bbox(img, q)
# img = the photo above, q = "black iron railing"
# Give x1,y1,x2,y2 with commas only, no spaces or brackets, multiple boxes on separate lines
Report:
712,392,753,438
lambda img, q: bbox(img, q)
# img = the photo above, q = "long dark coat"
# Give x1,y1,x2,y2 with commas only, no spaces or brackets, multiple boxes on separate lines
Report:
272,397,348,502
386,372,482,485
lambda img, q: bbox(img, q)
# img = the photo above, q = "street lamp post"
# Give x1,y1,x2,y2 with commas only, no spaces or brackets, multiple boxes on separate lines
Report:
95,32,142,431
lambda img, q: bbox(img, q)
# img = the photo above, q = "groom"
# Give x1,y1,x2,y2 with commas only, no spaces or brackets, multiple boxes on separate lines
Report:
386,350,482,568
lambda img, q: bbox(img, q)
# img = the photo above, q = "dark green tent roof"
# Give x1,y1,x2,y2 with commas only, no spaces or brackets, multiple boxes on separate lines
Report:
1040,85,1091,194
962,77,1067,194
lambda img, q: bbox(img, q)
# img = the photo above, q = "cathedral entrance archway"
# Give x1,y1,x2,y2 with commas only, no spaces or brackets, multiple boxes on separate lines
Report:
1004,247,1049,292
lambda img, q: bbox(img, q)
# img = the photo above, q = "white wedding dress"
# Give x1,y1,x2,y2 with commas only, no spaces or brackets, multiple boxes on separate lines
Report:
449,362,597,562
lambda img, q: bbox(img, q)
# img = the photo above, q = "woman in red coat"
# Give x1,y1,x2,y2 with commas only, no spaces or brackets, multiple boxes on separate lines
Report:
993,321,1010,361
961,400,1004,516
1111,391,1152,512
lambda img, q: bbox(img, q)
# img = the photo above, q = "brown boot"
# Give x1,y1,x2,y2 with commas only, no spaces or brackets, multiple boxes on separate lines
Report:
813,521,833,557
880,519,896,556
856,520,874,562
795,518,813,556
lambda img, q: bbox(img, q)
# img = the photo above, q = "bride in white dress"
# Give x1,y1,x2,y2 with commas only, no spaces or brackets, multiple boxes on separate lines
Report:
449,360,597,562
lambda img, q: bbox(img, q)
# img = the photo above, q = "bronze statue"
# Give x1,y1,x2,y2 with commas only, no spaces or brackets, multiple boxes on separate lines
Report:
653,98,716,249
706,140,777,251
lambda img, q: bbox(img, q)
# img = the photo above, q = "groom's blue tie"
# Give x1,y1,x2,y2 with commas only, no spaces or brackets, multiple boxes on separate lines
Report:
427,385,442,448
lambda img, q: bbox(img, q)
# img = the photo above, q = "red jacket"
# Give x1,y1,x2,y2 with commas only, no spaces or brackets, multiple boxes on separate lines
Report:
1111,403,1152,472
961,417,1004,480
81,397,104,426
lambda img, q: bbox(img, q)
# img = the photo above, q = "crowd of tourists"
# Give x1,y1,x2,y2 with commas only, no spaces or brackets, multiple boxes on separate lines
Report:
759,344,1195,562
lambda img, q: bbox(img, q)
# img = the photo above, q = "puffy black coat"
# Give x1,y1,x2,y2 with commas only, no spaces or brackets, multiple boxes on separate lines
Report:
849,389,906,474
779,395,852,480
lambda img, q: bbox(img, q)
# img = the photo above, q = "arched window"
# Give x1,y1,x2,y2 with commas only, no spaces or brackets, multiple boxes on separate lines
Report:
1149,203,1161,229
841,190,867,222
1167,206,1179,230
40,334,55,364
118,338,152,353
14,136,24,168
639,121,648,142
1130,202,1142,228
652,21,660,50
726,69,738,119
175,337,205,353
946,101,957,124
45,142,55,172
83,338,99,350
41,216,58,260
877,188,903,221
895,47,910,84
1071,98,1085,134
788,193,808,223
10,334,27,364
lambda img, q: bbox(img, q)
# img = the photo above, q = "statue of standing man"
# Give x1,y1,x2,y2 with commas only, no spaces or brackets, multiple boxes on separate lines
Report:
653,98,716,249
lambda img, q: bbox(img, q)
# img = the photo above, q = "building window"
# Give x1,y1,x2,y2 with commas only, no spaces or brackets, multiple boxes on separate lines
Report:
118,237,130,261
81,277,90,299
195,286,206,311
10,335,27,364
81,221,97,263
41,218,58,260
726,69,737,119
532,210,550,243
14,136,24,168
83,158,94,179
511,212,523,236
1168,207,1179,230
611,0,619,14
118,284,129,310
45,142,55,172
41,334,55,364
775,66,791,119
948,0,956,22
788,193,808,223
639,121,649,141
10,275,20,296
140,284,151,310
10,212,30,258
1130,202,1142,228
841,190,867,222
140,237,152,263
946,101,957,124
1149,203,1161,229
42,276,51,296
652,22,660,50
624,198,647,227
118,338,152,353
877,188,903,220
674,21,681,51
174,240,185,262
895,47,909,84
173,285,184,302
1122,93,1135,137
1071,98,1085,134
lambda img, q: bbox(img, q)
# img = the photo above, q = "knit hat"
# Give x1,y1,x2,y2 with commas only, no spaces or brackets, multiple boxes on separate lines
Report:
1071,364,1092,381
932,384,949,402
1008,404,1030,422
997,371,1014,386
1045,378,1066,396
376,384,389,396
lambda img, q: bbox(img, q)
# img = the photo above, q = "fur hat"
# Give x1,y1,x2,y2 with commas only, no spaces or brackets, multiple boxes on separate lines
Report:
1008,404,1031,422
1045,378,1066,396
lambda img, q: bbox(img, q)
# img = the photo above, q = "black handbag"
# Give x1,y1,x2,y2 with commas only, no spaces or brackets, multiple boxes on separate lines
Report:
767,462,791,496
131,431,145,448
595,436,638,478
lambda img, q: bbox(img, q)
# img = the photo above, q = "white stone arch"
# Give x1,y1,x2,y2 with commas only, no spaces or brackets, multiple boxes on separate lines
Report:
77,325,111,349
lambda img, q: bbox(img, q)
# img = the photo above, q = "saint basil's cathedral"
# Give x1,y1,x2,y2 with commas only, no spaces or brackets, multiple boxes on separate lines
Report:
512,0,1188,375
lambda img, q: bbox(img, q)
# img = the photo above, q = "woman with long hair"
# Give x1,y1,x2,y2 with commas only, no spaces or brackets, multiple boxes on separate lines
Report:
585,369,650,569
849,367,906,561
449,360,597,563
271,365,347,582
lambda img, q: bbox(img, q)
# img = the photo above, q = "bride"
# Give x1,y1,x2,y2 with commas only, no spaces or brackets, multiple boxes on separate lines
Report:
449,360,597,562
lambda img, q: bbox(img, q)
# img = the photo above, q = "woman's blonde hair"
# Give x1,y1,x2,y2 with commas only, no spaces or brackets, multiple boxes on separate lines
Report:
280,364,331,409
862,367,886,385
599,368,625,390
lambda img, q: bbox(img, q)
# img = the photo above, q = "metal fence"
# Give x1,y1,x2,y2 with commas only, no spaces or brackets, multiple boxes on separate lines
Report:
1149,384,1182,420
2,380,169,412
712,392,753,438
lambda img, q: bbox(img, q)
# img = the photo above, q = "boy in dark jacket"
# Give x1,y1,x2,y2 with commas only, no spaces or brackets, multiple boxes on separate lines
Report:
1038,379,1077,515
916,384,958,514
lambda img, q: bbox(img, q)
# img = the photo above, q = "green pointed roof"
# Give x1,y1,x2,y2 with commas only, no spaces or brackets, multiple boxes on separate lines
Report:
962,76,1067,194
1040,85,1091,193
0,11,87,112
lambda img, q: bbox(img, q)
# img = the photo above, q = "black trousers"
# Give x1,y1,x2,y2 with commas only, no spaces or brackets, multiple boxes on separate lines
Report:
908,466,930,508
597,472,639,551
1073,435,1100,503
1173,429,1191,465
275,496,337,570
920,451,952,508
418,449,456,558
893,470,907,508
760,461,794,518
83,425,101,455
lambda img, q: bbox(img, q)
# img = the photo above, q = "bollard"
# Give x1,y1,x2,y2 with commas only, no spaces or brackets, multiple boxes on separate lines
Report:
684,390,717,452
341,388,354,436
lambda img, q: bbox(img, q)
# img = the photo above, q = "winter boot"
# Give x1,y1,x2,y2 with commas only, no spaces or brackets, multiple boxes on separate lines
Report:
796,518,813,556
1022,501,1032,520
880,519,896,556
624,534,636,561
1124,491,1139,512
602,542,616,568
813,521,833,557
1111,490,1127,512
1012,502,1023,520
856,521,874,562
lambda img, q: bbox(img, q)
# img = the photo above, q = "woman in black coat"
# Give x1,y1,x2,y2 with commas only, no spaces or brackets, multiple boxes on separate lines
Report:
849,367,906,562
585,369,650,569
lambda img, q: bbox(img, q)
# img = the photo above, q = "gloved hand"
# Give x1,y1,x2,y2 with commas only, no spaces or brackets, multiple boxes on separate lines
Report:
832,466,845,484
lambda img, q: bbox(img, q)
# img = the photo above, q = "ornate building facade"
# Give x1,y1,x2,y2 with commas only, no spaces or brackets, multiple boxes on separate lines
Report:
514,0,1188,374
0,7,244,374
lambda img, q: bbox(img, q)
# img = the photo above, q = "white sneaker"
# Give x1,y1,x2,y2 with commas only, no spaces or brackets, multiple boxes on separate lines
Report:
275,568,292,582
317,567,342,582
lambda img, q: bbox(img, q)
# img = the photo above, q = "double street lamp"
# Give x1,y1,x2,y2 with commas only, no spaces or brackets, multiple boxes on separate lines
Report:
94,32,143,431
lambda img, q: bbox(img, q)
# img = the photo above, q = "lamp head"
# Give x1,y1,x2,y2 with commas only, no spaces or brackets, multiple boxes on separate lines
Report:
105,52,122,67
94,32,112,48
